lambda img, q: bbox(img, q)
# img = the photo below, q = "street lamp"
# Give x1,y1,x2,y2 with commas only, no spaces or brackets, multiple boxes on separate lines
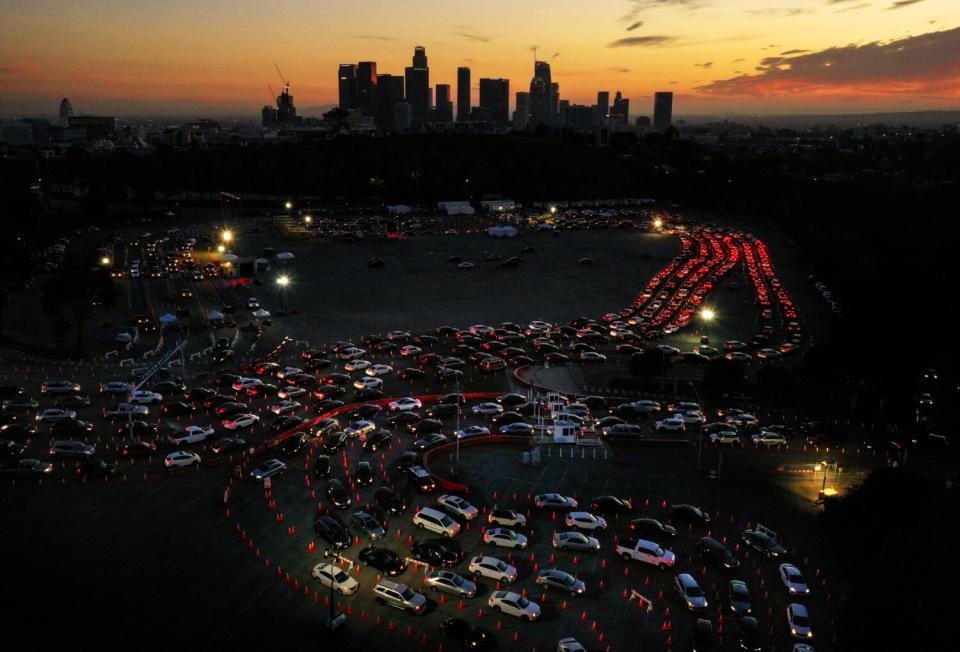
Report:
100,256,111,266
216,244,226,254
221,229,233,244
700,308,715,344
277,275,290,314
284,201,293,210
653,217,663,229
304,214,313,225
550,206,557,215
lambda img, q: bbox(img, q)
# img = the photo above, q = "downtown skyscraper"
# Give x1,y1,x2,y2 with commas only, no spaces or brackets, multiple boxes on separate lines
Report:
404,46,430,126
456,67,471,122
529,61,555,129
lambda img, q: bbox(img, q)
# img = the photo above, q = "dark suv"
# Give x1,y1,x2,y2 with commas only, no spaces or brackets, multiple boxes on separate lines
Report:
314,514,351,549
696,537,740,570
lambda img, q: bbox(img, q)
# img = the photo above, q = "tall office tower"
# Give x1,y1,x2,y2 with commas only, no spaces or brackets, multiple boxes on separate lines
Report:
58,98,73,127
375,74,404,129
478,78,510,126
610,91,629,127
338,64,358,110
456,67,471,121
404,46,430,125
513,91,530,129
550,82,560,120
275,81,298,128
261,105,278,128
529,60,553,128
596,91,609,128
564,105,594,132
357,62,378,117
434,84,453,123
653,92,673,131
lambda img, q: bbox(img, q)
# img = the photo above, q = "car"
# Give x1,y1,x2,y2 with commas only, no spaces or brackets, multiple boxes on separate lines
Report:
388,397,422,412
471,402,504,416
269,400,301,415
709,429,740,445
726,351,753,362
407,430,445,451
365,364,394,377
183,387,214,402
75,458,120,479
676,573,708,610
669,504,711,525
437,494,479,520
231,377,262,392
345,420,377,439
557,637,588,652
373,579,426,615
353,376,382,391
278,432,309,456
0,458,54,476
407,465,437,492
580,351,607,362
321,431,348,453
50,418,94,437
535,568,586,596
223,413,259,430
211,437,246,456
354,427,390,450
438,618,492,650
481,525,529,550
779,564,810,595
311,563,359,595
162,402,195,416
128,390,163,404
552,531,600,552
397,368,425,381
35,408,77,423
169,425,214,445
326,479,352,509
359,546,407,576
487,508,526,528
40,380,81,394
739,615,763,652
409,418,443,435
727,413,760,427
786,603,813,640
270,415,303,434
350,510,385,540
455,425,490,439
352,460,374,486
535,493,578,509
488,591,540,621
118,440,158,457
411,540,461,567
728,579,753,616
49,439,95,457
374,486,408,515
215,401,248,417
675,410,706,425
697,537,740,570
655,416,686,432
2,398,39,412
498,422,535,436
468,555,517,583
249,459,287,481
590,495,633,513
413,506,461,537
751,432,788,446
427,570,478,599
565,511,608,531
629,518,677,540
56,394,92,410
164,450,201,469
741,528,786,558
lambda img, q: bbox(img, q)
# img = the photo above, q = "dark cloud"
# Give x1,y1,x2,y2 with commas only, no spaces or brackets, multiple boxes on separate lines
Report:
833,2,871,12
747,7,813,16
731,58,746,63
780,49,810,54
355,34,394,41
698,27,960,97
888,0,925,8
607,35,678,48
626,21,644,31
694,61,714,68
609,67,632,73
619,0,709,23
455,32,492,43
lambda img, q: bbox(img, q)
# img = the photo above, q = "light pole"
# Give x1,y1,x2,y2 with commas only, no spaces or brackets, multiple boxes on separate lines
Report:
277,275,290,315
700,308,715,345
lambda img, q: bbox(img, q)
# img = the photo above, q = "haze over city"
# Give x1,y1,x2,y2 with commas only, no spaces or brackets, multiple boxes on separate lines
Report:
1,0,958,118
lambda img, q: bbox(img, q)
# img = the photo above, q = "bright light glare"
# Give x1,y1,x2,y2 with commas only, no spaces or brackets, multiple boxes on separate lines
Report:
277,275,290,287
284,201,293,210
100,256,111,266
221,230,233,243
653,218,663,229
217,244,225,253
701,309,715,321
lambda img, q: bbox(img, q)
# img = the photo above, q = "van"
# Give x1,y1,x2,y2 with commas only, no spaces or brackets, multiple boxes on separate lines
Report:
372,579,427,614
412,506,461,537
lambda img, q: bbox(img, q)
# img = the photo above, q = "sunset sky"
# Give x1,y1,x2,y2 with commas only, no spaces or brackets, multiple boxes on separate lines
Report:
1,0,958,119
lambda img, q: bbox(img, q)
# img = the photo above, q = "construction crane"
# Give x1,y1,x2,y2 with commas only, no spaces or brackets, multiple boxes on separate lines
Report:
266,85,276,103
274,63,290,94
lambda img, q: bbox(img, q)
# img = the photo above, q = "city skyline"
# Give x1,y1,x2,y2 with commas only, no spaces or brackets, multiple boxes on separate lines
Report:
1,0,958,118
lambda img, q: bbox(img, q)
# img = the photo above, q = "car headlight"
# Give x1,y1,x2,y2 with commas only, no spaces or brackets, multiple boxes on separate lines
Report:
791,629,797,635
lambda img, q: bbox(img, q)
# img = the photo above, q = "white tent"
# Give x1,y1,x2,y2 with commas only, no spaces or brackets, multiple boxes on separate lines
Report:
220,253,238,263
158,313,178,324
252,308,271,319
276,251,295,262
386,204,412,215
487,226,518,238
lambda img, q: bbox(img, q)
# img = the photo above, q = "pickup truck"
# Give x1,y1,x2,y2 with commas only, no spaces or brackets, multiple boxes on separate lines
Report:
615,536,676,570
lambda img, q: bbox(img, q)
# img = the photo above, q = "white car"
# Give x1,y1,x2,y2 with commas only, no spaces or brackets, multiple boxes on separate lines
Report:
779,564,810,595
275,367,303,379
552,531,600,552
676,410,705,424
437,494,479,520
231,377,261,391
535,493,578,509
345,420,377,439
311,563,359,595
565,512,608,531
412,507,461,537
468,555,517,583
41,380,81,394
709,430,740,445
469,325,494,336
488,508,526,527
100,381,132,395
127,390,163,404
104,403,149,417
223,413,259,430
164,450,201,469
488,591,540,621
557,638,588,652
269,400,301,415
277,386,307,400
344,359,371,372
655,416,686,432
628,399,661,413
353,376,383,391
169,425,214,445
388,397,422,412
579,351,607,362
471,402,504,416
338,347,366,361
386,330,410,341
483,527,529,549
35,408,77,423
400,345,422,357
456,425,490,439
365,364,394,377
752,432,788,446
787,603,813,640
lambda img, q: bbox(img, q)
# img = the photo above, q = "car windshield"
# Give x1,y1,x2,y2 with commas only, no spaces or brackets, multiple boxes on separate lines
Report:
451,575,464,586
400,588,415,600
517,597,529,608
495,561,507,571
440,515,454,526
333,571,349,583
655,546,665,556
687,584,703,597
792,613,810,627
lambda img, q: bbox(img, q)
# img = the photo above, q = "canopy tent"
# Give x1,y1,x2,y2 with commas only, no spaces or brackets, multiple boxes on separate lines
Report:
220,253,238,263
158,313,178,324
386,204,412,215
252,308,271,319
487,226,518,238
275,251,295,262
206,310,225,321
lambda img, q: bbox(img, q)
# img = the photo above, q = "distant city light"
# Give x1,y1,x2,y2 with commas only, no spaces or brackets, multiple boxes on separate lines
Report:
304,215,313,224
550,206,557,214
284,201,293,210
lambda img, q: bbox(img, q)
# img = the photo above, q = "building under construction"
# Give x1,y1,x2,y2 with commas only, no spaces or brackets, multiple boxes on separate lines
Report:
262,66,302,130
